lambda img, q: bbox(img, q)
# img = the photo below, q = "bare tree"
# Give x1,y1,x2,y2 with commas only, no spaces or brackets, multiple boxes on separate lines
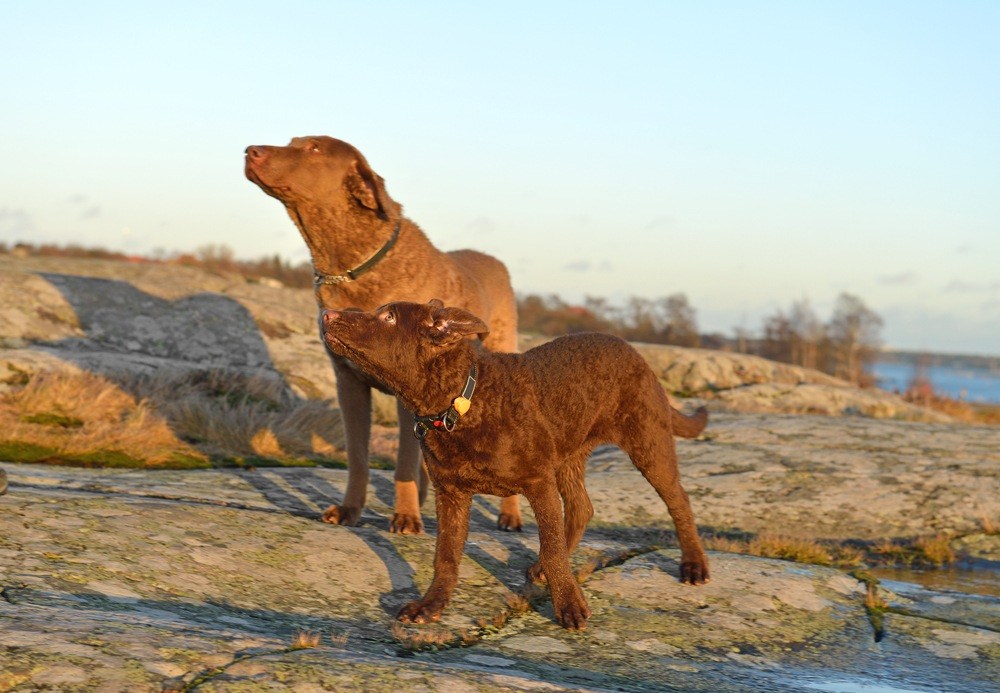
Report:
826,293,883,385
660,293,700,347
732,325,750,354
760,309,793,363
624,296,659,343
788,299,822,370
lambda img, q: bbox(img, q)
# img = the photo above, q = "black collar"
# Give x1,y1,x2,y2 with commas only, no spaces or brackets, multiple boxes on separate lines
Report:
413,364,478,439
313,219,401,286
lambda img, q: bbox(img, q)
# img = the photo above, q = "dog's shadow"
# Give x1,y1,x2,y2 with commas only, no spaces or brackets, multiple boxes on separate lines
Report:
238,466,542,616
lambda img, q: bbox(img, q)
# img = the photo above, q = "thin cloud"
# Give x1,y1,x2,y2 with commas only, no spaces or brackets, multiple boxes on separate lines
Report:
945,280,1000,293
564,259,613,272
877,272,917,286
81,205,102,220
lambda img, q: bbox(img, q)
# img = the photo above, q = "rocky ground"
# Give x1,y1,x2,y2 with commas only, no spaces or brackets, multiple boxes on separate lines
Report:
2,449,998,692
1,255,998,691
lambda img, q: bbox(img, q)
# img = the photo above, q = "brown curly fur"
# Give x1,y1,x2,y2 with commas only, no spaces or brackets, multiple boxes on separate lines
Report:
322,300,710,630
245,136,522,533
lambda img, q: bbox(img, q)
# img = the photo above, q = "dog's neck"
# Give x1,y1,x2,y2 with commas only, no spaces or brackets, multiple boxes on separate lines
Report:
400,343,480,420
286,203,397,275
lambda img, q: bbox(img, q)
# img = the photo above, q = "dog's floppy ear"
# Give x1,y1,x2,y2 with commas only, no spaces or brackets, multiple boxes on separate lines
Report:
346,157,396,221
429,306,489,346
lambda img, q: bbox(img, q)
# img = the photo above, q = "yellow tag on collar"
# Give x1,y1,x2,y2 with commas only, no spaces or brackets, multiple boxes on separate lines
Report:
452,396,471,416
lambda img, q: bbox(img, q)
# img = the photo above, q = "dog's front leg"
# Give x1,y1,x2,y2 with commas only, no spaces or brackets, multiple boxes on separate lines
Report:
322,360,372,526
397,486,472,624
526,483,591,630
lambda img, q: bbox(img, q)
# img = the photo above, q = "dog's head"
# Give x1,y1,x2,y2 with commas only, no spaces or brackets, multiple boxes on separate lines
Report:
322,300,489,403
244,136,396,220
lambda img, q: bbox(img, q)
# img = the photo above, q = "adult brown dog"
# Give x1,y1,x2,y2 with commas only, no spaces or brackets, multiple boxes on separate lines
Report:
321,300,710,630
245,136,521,533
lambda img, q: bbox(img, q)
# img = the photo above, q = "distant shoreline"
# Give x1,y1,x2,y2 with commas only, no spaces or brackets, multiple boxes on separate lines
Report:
878,349,1000,371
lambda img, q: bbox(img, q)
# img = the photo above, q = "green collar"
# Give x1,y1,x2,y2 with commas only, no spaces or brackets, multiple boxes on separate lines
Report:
314,219,401,286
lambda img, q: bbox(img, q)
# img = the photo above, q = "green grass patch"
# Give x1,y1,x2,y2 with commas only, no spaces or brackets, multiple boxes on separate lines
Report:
22,412,84,429
0,440,212,469
0,440,57,463
850,569,887,642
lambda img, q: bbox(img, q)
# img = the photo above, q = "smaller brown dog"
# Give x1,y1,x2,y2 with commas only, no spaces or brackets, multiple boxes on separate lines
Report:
322,301,710,630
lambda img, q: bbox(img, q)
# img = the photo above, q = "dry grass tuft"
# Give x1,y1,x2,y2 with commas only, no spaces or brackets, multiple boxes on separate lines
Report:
289,630,321,650
390,622,477,651
127,369,345,460
0,367,346,468
705,533,833,566
505,592,533,614
980,515,999,536
864,586,888,611
915,534,956,566
329,631,349,646
0,370,199,466
863,534,957,567
473,591,536,632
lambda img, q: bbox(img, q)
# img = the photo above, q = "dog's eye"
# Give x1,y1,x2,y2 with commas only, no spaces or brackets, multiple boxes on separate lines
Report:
382,311,396,324
308,141,321,153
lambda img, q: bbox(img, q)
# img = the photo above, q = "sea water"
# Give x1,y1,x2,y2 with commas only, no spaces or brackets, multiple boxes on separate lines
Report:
871,362,1000,405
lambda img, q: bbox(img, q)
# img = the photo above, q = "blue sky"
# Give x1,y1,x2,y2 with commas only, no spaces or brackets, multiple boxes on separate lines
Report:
2,1,998,354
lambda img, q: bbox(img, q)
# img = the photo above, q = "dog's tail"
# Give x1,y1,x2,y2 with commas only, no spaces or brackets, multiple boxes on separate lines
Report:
671,406,708,439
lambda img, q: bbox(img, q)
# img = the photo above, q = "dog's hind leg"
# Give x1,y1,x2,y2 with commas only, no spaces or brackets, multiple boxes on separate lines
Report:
617,402,709,585
527,453,593,584
524,481,592,629
391,402,424,534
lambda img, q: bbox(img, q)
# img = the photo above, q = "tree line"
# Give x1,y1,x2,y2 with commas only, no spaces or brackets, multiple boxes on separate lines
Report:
517,292,883,386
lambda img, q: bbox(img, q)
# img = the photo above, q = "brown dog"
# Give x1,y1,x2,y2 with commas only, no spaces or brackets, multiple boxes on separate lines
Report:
245,136,522,533
321,300,710,630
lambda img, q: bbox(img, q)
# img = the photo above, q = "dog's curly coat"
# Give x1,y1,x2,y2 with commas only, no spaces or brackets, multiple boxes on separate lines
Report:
322,300,710,630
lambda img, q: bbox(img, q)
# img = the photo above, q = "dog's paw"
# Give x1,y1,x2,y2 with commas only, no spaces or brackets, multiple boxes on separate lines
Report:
497,511,523,532
320,505,362,526
389,512,424,534
497,496,523,532
555,598,591,630
397,599,444,624
526,562,547,585
680,558,710,585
